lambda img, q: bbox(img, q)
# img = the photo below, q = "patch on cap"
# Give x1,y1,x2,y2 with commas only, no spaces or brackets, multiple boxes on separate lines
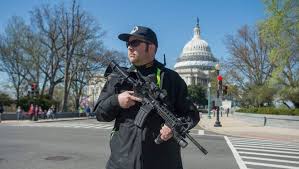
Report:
130,26,139,34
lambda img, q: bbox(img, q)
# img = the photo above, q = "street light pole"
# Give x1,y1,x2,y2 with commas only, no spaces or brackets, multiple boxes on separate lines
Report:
207,82,211,119
214,64,222,127
30,83,38,121
92,87,95,108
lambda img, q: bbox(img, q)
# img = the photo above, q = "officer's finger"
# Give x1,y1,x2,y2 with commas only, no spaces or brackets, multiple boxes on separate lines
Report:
129,95,142,102
127,91,135,94
162,125,172,132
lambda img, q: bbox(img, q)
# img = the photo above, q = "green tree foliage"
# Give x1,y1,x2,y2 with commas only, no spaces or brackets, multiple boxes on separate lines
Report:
260,0,299,107
187,85,207,107
241,84,276,107
0,92,14,106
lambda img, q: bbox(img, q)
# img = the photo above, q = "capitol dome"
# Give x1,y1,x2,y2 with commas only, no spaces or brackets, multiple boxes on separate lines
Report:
174,19,218,86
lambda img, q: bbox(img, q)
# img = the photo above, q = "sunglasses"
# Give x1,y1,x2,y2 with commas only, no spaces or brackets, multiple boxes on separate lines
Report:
126,39,149,48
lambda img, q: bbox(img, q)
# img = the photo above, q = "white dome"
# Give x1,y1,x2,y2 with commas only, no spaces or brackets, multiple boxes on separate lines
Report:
174,21,218,70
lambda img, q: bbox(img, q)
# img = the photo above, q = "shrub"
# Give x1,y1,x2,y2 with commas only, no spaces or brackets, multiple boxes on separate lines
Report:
236,107,299,116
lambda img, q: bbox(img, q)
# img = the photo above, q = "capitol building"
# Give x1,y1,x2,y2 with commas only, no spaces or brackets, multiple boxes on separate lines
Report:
174,19,218,86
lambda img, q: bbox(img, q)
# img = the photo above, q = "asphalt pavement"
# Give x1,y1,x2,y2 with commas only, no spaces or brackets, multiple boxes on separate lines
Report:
0,119,240,169
1,115,299,169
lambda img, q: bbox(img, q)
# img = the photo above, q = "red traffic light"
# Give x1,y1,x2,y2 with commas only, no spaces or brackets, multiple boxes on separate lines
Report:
31,83,37,91
217,75,223,81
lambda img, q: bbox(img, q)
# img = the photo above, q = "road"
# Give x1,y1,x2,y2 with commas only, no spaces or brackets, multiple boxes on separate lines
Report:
0,119,298,169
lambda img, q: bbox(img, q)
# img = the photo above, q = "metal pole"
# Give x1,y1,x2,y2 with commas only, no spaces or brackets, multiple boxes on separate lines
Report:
92,87,95,108
214,68,222,127
34,87,39,121
207,82,211,119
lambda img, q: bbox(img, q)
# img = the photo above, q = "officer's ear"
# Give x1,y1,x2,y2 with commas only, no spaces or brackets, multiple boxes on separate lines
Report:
149,43,157,54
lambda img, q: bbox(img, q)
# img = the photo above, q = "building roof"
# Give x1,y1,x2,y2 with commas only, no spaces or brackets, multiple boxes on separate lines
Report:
174,19,218,70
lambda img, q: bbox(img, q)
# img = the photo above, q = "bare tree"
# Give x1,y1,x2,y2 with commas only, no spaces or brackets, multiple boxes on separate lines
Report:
0,1,127,111
0,16,32,101
70,41,102,111
70,45,128,111
30,4,65,98
57,0,106,111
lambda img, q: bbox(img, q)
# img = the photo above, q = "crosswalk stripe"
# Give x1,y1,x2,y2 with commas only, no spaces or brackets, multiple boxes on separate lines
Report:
7,122,114,130
230,137,299,147
100,124,113,128
197,129,204,135
234,144,299,152
189,129,205,136
233,143,299,150
101,126,114,129
80,125,98,128
228,136,299,169
236,147,299,155
242,156,299,164
238,151,299,159
224,136,247,169
245,161,299,169
230,137,299,144
230,141,299,149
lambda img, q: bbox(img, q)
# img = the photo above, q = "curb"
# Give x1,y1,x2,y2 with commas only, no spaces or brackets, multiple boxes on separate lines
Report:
35,117,94,123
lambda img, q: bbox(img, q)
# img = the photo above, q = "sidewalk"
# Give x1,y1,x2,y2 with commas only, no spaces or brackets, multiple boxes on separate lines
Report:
198,114,299,143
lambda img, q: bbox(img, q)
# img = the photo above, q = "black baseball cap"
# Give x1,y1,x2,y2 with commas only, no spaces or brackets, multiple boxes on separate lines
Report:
118,26,158,48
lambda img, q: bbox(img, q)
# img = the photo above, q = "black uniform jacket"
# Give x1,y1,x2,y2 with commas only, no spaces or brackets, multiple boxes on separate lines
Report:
93,60,199,169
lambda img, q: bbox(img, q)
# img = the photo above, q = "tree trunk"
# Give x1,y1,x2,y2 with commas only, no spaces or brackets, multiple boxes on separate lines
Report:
48,83,55,99
62,61,70,112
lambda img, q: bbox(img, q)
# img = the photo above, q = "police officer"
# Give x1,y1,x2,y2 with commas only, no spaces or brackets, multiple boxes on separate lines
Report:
93,26,199,169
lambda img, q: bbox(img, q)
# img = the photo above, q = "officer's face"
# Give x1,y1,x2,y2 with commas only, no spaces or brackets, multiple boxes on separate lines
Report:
127,36,155,66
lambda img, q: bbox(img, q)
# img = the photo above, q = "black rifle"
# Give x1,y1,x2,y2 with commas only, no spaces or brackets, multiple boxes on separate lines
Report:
105,61,208,155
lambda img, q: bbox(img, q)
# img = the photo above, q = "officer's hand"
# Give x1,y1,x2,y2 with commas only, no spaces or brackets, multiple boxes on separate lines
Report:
160,124,173,141
118,91,142,109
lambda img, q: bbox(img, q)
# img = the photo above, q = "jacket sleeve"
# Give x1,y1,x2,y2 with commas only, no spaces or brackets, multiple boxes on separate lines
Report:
93,75,121,122
174,74,200,130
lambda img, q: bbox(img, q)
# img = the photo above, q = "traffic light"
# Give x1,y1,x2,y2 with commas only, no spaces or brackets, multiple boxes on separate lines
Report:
223,85,228,95
31,83,37,91
217,75,223,90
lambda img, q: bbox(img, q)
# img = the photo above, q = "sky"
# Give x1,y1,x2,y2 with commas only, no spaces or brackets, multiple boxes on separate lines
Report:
0,0,266,79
